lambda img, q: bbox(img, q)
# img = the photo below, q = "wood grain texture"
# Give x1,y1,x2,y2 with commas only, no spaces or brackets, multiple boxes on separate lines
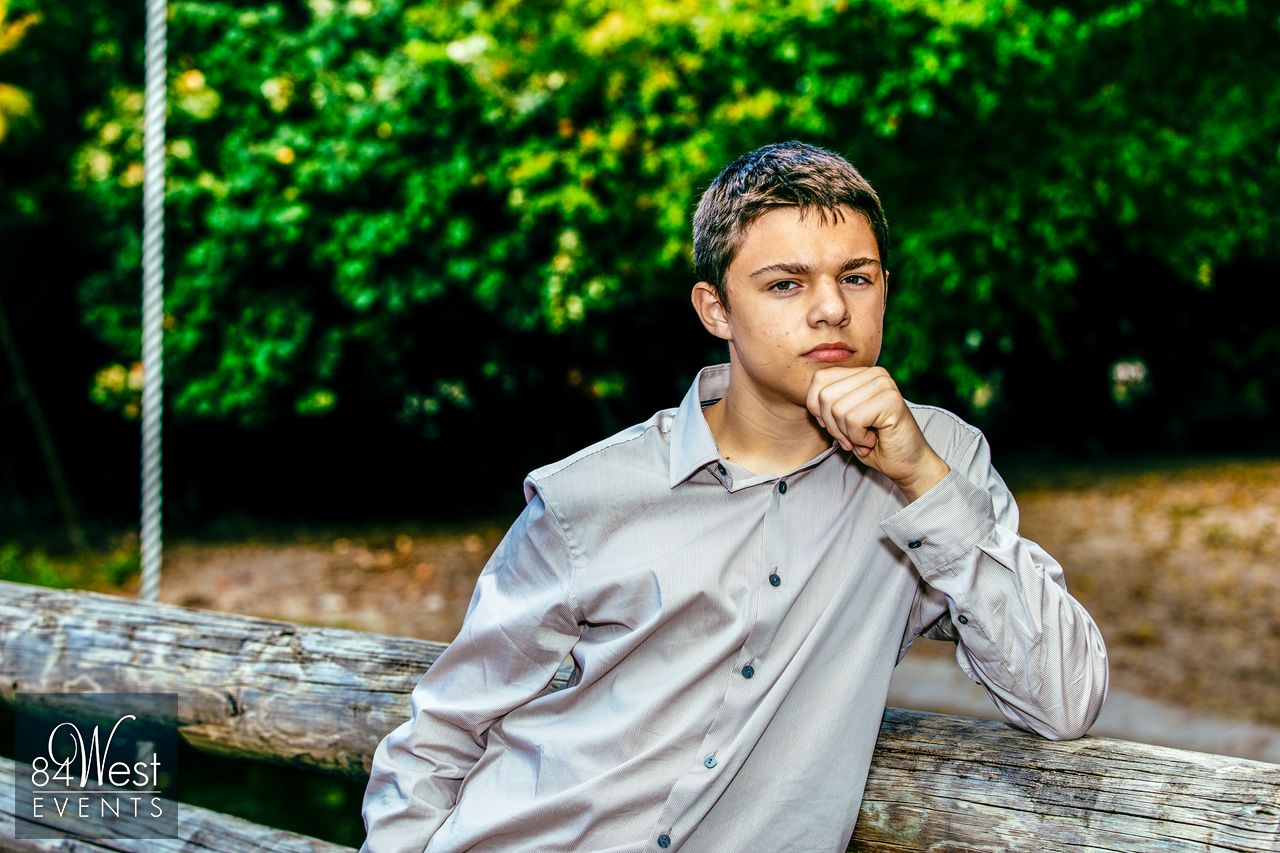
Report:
2,581,1278,851
853,708,1280,851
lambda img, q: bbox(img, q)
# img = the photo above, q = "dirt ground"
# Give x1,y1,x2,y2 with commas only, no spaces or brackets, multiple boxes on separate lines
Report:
146,460,1280,727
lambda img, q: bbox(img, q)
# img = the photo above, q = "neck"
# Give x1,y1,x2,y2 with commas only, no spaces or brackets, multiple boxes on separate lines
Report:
702,376,831,475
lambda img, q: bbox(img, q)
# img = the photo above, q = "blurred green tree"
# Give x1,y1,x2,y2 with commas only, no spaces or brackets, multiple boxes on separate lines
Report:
0,1,37,141
0,1,92,550
26,0,1280,449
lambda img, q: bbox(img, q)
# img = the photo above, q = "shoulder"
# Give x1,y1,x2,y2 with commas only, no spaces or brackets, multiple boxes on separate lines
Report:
522,408,675,506
906,401,986,465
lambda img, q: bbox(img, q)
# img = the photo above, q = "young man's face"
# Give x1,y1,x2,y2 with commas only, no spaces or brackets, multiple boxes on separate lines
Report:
696,205,887,409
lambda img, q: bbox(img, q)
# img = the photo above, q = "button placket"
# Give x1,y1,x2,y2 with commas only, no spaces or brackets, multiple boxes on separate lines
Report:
650,464,820,852
740,486,784,678
744,477,790,682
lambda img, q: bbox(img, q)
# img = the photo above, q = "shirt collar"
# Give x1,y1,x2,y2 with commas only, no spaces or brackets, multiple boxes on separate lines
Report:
668,363,847,489
668,364,732,488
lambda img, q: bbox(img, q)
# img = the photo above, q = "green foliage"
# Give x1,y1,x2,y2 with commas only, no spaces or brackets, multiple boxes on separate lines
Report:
20,0,1280,432
0,538,140,589
0,1,40,143
0,542,64,587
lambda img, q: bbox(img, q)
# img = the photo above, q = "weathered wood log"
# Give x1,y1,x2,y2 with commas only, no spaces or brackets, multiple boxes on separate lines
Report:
2,580,1278,851
0,757,349,851
0,579,464,778
859,709,1279,851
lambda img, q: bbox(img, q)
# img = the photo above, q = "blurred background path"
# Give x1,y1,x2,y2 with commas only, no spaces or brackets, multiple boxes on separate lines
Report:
888,655,1280,764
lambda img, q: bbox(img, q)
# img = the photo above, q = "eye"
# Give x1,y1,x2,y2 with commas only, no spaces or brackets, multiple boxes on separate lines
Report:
768,280,799,292
842,273,872,286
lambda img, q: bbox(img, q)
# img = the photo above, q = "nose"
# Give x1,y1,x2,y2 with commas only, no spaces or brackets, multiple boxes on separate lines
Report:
807,276,850,327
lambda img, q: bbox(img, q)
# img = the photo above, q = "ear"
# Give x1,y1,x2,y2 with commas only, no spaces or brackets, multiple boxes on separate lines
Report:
691,281,732,342
881,268,890,318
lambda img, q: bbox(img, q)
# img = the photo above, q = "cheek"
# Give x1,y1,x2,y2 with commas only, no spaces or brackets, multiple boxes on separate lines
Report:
864,324,883,363
736,323,796,374
738,314,789,350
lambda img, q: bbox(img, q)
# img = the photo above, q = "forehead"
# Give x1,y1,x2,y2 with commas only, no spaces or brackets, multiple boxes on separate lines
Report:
727,205,879,276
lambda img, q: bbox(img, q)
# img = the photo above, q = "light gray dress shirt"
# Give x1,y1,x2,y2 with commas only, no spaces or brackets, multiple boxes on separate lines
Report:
361,363,1109,853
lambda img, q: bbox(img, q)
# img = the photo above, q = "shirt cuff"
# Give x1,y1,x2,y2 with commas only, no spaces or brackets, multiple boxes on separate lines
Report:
879,469,996,581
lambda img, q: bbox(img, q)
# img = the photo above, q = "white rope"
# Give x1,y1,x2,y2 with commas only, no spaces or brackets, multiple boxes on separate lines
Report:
139,0,166,602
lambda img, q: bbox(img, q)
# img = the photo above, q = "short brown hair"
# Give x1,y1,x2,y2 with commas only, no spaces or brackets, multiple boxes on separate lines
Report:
693,141,889,306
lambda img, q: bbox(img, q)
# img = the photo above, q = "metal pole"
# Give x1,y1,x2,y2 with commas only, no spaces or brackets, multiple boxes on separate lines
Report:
139,0,166,602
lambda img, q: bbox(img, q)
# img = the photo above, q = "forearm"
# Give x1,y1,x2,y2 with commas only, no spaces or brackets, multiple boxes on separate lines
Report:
885,469,1109,740
361,705,482,852
921,522,1108,739
361,488,583,850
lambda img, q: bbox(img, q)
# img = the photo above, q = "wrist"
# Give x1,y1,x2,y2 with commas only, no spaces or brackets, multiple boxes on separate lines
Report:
896,453,951,503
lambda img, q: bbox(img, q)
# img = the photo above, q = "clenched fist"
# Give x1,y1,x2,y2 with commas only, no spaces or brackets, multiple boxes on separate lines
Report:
806,366,951,501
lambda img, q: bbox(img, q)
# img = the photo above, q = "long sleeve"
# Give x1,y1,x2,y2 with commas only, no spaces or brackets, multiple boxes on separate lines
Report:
360,489,583,852
883,430,1109,740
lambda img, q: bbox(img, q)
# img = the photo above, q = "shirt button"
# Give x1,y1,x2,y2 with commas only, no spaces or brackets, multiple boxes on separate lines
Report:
908,539,922,549
741,665,755,679
958,614,969,624
716,463,727,476
657,835,671,848
768,573,781,587
704,755,717,769
778,481,788,494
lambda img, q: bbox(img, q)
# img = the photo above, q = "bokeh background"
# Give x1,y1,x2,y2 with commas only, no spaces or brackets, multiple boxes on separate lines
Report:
2,0,1278,846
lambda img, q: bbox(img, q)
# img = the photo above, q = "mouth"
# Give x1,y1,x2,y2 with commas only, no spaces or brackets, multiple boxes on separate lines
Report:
803,342,856,362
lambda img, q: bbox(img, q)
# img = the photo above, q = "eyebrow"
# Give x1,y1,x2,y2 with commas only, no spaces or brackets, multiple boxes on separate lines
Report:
748,257,881,278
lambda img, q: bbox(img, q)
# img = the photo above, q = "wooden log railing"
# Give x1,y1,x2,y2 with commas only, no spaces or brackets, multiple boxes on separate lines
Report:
1,580,1277,851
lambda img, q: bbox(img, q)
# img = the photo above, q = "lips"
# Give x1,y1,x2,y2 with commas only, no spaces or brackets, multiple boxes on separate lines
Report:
803,342,856,362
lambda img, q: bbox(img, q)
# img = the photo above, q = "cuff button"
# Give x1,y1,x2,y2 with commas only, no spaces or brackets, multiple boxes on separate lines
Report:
908,539,922,549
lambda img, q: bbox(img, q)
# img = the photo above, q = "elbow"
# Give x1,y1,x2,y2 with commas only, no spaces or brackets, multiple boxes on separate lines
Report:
1043,652,1110,741
1029,695,1102,741
1039,714,1095,742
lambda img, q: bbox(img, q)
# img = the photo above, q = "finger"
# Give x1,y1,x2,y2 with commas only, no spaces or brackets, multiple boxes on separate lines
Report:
818,387,855,450
807,370,855,448
813,370,889,421
829,397,876,449
805,368,841,420
824,380,889,450
822,410,851,451
806,367,876,415
810,368,897,452
831,386,901,451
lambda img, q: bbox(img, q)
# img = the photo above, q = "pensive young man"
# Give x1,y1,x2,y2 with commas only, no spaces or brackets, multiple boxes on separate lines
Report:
360,140,1109,852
